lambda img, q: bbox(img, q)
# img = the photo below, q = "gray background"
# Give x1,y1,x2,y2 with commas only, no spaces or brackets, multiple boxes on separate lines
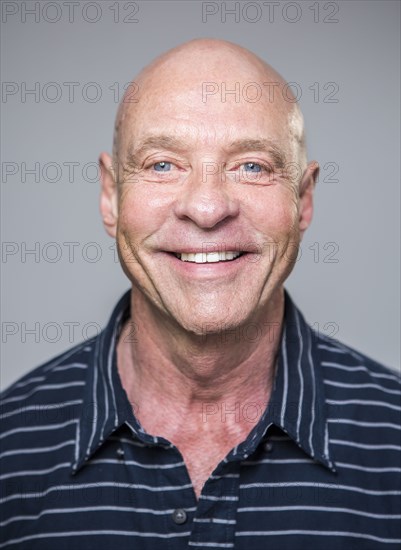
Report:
1,0,400,390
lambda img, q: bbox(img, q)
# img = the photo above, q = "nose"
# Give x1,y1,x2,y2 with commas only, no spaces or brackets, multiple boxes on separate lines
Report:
173,161,240,229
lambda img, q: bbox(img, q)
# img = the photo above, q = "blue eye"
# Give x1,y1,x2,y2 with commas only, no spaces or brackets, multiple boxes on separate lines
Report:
243,162,262,173
153,161,171,172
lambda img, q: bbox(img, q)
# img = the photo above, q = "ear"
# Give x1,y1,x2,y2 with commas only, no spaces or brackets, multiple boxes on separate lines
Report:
298,160,319,237
99,152,118,238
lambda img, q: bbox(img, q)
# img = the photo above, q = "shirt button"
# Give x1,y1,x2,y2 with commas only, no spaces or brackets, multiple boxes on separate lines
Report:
172,508,187,525
262,441,274,453
116,448,125,460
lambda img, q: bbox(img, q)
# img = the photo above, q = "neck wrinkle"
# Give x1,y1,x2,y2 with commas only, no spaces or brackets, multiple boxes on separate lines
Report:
117,287,284,416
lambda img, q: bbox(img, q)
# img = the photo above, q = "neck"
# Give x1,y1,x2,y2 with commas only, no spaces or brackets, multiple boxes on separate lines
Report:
117,287,285,431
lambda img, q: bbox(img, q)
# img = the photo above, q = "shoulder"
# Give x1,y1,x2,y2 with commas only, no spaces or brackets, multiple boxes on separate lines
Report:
1,337,96,400
314,332,401,425
0,337,96,440
315,332,400,388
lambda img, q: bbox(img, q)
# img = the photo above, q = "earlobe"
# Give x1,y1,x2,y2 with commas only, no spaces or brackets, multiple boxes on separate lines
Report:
299,161,319,235
99,152,118,238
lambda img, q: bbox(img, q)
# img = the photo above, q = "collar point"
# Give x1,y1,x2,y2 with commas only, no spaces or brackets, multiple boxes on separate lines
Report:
70,453,88,476
314,452,337,473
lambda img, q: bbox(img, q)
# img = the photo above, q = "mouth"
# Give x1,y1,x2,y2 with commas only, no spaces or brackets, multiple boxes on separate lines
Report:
173,251,245,263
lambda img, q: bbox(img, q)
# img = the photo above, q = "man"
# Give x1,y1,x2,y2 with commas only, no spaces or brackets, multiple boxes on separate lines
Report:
1,39,400,549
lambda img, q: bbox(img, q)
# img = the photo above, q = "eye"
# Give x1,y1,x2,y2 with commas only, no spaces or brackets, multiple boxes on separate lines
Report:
242,162,262,173
153,161,171,172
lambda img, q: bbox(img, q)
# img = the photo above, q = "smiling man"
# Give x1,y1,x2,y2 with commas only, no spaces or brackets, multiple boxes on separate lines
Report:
1,39,400,549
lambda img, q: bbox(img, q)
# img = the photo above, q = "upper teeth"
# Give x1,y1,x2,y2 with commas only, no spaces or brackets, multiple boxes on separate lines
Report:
177,251,241,263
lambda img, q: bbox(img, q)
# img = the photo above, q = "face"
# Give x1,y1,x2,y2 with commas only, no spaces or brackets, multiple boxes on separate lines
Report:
100,53,316,335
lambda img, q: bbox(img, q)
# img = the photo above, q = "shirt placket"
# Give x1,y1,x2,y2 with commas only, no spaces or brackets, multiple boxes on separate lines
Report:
188,458,241,548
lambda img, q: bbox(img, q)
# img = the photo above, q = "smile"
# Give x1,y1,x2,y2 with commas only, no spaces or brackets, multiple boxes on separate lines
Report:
174,251,243,263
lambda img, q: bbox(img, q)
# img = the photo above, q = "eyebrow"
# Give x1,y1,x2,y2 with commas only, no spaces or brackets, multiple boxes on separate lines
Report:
126,135,286,169
225,139,287,169
126,136,189,167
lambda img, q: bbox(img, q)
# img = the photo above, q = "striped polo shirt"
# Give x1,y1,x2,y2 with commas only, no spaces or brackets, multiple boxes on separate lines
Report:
1,290,400,549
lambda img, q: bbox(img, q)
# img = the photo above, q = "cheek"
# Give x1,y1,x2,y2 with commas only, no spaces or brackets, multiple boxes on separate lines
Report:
247,187,299,237
117,186,171,239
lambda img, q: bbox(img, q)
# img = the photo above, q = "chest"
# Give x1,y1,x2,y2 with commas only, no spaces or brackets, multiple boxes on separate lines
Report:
170,431,248,500
134,401,263,499
179,446,225,499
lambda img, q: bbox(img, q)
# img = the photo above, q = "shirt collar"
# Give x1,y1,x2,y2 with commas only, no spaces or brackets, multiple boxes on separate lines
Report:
72,291,132,473
72,289,335,474
231,291,336,471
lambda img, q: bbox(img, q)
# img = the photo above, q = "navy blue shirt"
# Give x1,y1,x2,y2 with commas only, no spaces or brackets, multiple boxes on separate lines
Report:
1,290,400,549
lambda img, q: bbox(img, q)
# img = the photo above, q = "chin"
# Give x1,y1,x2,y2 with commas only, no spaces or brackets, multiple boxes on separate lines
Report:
169,300,254,337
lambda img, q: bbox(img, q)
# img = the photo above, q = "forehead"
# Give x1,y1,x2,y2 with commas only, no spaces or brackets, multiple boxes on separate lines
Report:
124,90,294,154
117,54,298,155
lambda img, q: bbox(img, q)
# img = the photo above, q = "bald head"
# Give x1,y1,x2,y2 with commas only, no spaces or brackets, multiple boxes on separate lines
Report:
112,39,306,177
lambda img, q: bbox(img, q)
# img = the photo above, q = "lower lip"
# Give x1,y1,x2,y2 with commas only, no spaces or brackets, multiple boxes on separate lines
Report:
163,252,252,277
